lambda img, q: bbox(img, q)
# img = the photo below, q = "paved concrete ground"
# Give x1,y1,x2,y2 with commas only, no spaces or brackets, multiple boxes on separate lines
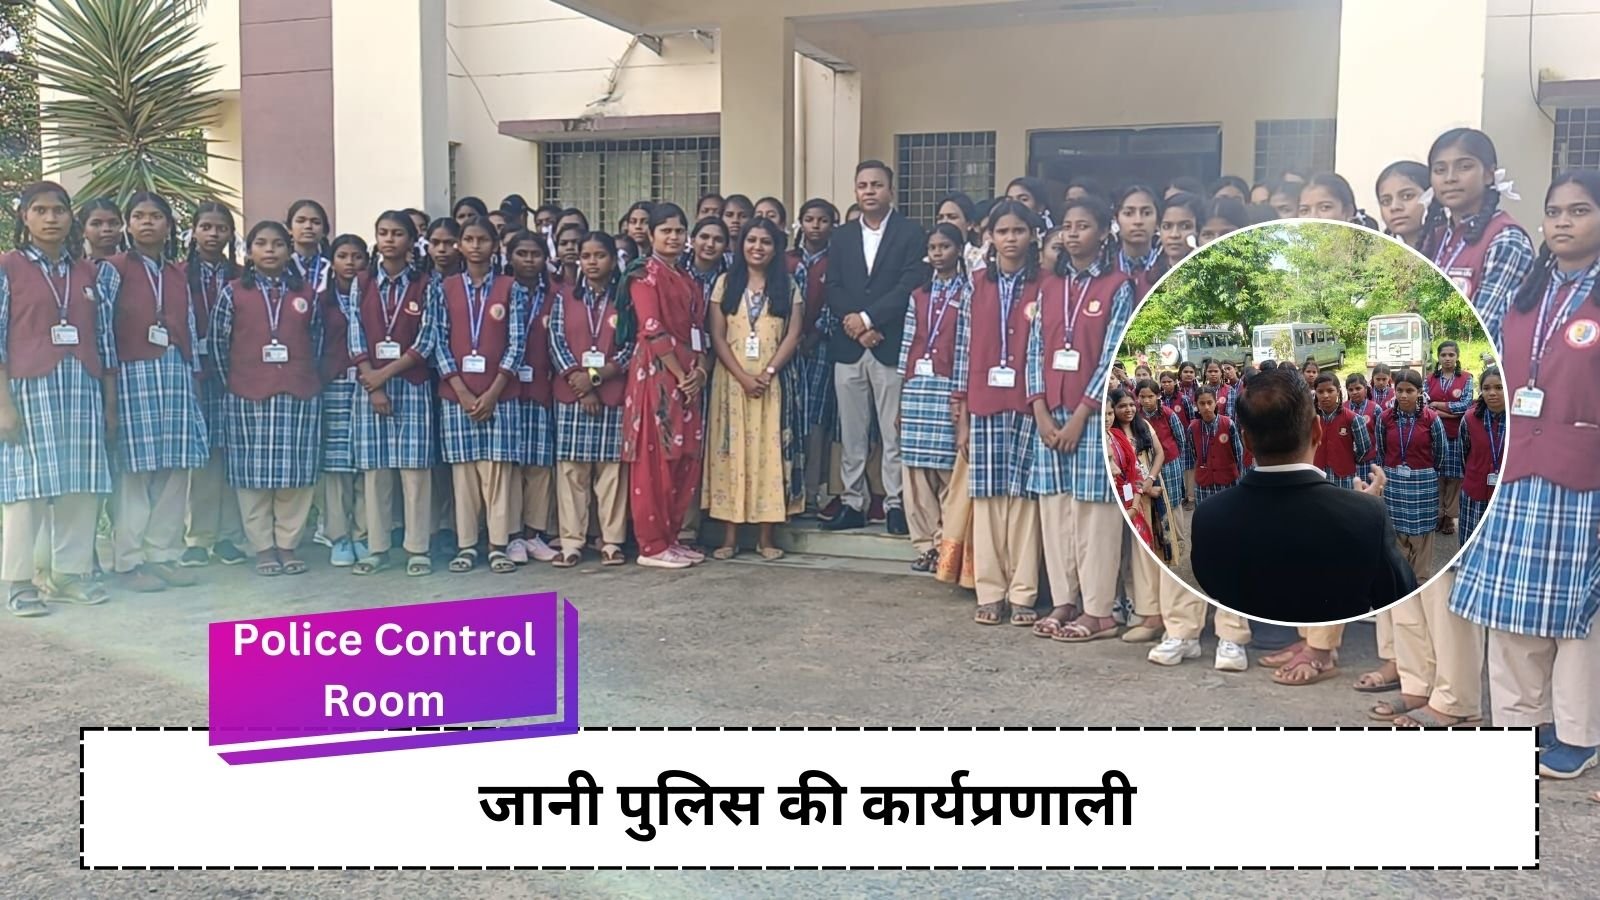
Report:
4,551,1593,899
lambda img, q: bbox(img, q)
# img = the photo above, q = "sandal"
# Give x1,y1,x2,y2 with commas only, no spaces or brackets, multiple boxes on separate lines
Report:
552,552,580,569
406,555,433,577
1010,605,1039,627
352,552,390,576
1439,517,1457,535
449,548,479,573
1270,651,1341,686
1121,623,1164,643
1393,707,1483,729
974,601,1006,626
281,557,308,576
1032,607,1079,639
489,550,516,574
1257,642,1308,669
41,574,111,605
1053,617,1121,643
756,545,784,562
1353,667,1401,693
712,546,738,561
8,587,48,618
255,559,283,577
601,545,626,566
1369,696,1426,721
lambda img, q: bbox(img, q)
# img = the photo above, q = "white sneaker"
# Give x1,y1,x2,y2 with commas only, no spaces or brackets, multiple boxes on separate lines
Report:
1148,636,1201,666
312,528,333,549
505,538,530,565
1214,640,1249,672
636,551,691,570
526,535,559,563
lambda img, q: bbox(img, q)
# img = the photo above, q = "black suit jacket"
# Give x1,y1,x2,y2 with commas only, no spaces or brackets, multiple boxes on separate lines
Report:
825,211,929,367
1190,467,1416,623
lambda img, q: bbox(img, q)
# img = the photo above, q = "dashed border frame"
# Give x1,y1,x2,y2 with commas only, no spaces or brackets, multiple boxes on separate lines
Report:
79,725,1539,872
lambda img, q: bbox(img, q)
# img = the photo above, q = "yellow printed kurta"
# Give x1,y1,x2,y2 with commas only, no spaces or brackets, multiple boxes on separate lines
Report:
703,286,792,524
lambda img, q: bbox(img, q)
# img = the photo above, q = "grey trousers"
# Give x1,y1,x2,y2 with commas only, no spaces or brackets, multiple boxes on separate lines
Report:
833,354,904,512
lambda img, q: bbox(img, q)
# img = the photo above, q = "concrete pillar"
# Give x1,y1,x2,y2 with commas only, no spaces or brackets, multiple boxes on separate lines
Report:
240,0,335,228
1334,0,1487,210
330,0,450,232
718,13,795,208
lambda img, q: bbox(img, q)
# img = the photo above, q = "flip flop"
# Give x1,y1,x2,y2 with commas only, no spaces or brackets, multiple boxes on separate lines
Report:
1271,654,1340,686
1368,697,1426,721
1353,670,1401,693
600,545,626,566
1393,707,1484,729
757,546,785,562
552,552,580,569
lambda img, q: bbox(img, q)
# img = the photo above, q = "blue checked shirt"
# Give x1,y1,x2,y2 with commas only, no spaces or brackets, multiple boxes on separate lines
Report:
210,275,324,388
1322,408,1373,462
1450,222,1537,345
344,267,441,365
1373,408,1448,473
0,246,118,372
1424,371,1474,418
1024,261,1136,413
549,282,634,374
1191,415,1244,475
899,274,969,377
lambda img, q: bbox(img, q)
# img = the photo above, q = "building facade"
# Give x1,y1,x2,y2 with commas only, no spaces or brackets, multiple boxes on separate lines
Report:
73,0,1600,235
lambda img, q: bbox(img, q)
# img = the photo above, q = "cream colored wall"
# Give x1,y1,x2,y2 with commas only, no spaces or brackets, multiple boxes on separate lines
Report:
798,57,861,204
1483,0,1600,225
446,0,721,206
194,0,240,94
856,6,1343,190
205,94,245,210
1335,0,1486,215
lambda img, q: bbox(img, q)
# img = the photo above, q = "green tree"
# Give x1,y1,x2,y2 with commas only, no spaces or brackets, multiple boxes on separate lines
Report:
1,2,41,250
1131,227,1283,353
28,0,230,211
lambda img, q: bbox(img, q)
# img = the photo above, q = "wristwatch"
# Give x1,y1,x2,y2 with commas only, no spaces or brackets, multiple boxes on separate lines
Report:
587,367,602,387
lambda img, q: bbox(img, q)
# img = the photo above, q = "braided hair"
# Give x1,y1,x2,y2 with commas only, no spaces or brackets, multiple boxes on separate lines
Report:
1374,161,1442,247
322,233,369,310
185,201,239,299
1052,195,1117,276
982,199,1042,283
75,196,123,258
122,191,182,262
923,222,969,292
422,217,463,276
13,181,84,260
1472,365,1502,420
1150,191,1205,280
240,220,304,291
1512,170,1600,315
503,228,550,297
371,209,420,275
284,198,331,258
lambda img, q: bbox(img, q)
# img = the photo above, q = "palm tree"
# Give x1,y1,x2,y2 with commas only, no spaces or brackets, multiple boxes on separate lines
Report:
28,0,230,207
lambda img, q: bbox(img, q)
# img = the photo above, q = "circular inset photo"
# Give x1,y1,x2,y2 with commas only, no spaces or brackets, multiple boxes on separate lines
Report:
1104,219,1503,626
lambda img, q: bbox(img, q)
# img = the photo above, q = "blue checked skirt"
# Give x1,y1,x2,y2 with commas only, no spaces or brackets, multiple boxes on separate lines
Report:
115,350,208,474
1459,493,1489,547
554,400,624,463
1193,483,1233,504
968,410,1036,499
198,373,227,449
320,378,357,474
800,349,833,429
1325,473,1358,491
1028,407,1114,503
440,397,524,465
1,359,112,503
1356,462,1373,484
224,393,321,490
520,401,556,468
1450,476,1600,640
899,375,957,471
351,378,436,471
1382,465,1439,536
1159,458,1186,504
1436,434,1465,479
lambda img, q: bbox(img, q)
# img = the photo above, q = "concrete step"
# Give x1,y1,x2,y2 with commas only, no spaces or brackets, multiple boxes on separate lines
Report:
698,517,917,564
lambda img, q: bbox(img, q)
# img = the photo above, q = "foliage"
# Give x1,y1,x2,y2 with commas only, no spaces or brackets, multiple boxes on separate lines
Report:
1126,222,1484,361
1,3,41,251
27,0,230,212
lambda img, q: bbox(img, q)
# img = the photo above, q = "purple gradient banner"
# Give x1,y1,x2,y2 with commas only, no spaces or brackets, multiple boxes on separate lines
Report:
209,592,578,764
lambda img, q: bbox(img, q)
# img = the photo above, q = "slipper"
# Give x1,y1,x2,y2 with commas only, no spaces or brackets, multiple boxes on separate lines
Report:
1053,619,1122,643
489,550,517,574
1353,670,1401,693
974,601,1006,626
1393,707,1484,729
1009,606,1039,627
1270,654,1340,686
449,548,479,573
1369,697,1426,721
600,545,626,566
1121,624,1163,644
255,560,283,577
281,558,307,576
352,552,390,576
406,555,433,577
712,546,738,561
552,552,580,569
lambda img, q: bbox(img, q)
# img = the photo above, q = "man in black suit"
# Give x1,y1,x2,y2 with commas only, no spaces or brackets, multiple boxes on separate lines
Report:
1192,368,1415,628
822,160,929,533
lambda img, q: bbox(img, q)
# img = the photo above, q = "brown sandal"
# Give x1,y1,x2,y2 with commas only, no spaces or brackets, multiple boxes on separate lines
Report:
974,601,1006,626
1271,652,1340,686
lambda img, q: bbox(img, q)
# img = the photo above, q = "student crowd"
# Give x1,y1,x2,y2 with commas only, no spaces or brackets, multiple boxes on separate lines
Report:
2,126,1595,780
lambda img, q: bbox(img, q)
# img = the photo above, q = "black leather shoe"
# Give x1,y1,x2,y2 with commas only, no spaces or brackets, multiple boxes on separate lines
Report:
819,507,866,531
885,507,909,536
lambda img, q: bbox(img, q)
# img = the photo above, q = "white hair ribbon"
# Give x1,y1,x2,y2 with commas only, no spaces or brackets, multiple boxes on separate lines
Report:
1417,187,1435,209
1493,169,1520,202
1185,234,1198,249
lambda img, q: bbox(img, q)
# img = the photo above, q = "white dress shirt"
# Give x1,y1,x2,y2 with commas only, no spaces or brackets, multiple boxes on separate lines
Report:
858,209,892,329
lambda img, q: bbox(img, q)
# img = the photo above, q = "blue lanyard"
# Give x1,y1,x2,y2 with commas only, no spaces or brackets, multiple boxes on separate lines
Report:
524,282,547,326
139,254,167,324
1484,410,1503,468
996,270,1024,364
1529,272,1588,387
378,271,410,337
1395,413,1418,464
1062,271,1092,348
745,289,767,326
1198,419,1216,465
299,254,324,292
26,247,72,322
579,280,610,348
261,278,285,340
461,272,493,352
795,247,826,295
922,277,959,357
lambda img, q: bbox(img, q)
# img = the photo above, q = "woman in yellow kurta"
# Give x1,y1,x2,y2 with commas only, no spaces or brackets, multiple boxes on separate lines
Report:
704,217,804,560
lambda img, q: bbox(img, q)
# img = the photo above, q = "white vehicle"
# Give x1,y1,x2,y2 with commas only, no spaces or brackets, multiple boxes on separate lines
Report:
1148,326,1249,368
1252,321,1346,368
1366,313,1433,371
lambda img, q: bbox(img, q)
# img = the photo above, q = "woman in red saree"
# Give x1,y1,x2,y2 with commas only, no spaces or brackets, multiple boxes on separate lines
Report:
1106,391,1156,549
622,203,709,569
